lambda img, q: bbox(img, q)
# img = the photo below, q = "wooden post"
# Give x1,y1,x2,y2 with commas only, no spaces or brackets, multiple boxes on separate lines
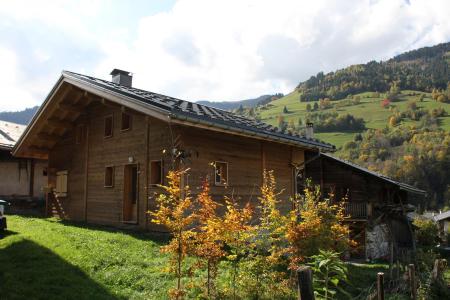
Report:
29,158,35,198
83,124,90,222
297,266,315,300
377,272,384,300
144,117,150,230
389,240,394,279
409,264,417,300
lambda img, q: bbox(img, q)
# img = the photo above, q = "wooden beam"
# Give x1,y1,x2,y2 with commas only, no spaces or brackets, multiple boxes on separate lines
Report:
37,133,61,143
84,124,90,222
47,119,74,129
29,159,35,198
58,103,85,113
28,146,50,155
145,116,150,230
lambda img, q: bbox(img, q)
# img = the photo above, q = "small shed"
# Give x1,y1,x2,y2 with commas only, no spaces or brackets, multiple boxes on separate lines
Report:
0,120,47,205
434,211,450,243
298,151,427,260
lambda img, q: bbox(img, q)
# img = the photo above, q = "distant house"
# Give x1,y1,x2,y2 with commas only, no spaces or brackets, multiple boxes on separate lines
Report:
301,152,426,260
13,69,335,229
0,120,47,203
434,211,450,242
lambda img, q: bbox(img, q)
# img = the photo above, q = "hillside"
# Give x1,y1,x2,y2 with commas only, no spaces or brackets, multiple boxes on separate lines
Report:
258,90,450,147
297,42,449,102
0,106,38,125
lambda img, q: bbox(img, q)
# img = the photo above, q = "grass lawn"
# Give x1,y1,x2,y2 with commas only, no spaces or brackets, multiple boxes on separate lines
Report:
0,215,172,299
0,215,428,299
258,90,450,147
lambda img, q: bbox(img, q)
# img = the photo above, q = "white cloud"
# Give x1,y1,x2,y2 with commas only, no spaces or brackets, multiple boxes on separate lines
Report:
0,47,37,111
95,0,450,101
0,0,450,110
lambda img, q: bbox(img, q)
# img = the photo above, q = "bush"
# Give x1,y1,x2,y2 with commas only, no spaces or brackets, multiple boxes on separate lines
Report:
414,218,439,247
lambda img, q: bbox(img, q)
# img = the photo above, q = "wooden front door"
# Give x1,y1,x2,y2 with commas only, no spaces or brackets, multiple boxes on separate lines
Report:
123,164,138,223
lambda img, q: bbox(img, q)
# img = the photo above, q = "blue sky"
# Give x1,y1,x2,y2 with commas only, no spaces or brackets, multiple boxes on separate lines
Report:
0,0,449,111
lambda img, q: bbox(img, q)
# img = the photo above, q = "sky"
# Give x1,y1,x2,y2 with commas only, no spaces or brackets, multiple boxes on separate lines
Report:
0,0,449,111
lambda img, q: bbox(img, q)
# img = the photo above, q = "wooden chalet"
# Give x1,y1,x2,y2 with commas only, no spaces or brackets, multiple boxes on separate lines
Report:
0,120,47,203
12,69,335,230
300,152,426,259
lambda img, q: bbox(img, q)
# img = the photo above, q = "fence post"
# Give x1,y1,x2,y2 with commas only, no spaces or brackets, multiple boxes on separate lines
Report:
377,272,385,300
408,264,417,300
297,266,315,300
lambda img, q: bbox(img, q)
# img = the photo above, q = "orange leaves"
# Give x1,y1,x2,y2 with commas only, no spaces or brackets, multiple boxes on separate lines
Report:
285,182,354,270
151,168,355,298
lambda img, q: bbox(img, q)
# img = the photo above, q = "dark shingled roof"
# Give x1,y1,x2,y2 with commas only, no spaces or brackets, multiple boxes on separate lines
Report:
321,153,426,195
63,71,335,151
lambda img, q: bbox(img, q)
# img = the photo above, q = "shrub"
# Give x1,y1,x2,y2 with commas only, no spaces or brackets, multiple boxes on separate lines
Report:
285,182,355,268
413,218,439,247
309,250,348,299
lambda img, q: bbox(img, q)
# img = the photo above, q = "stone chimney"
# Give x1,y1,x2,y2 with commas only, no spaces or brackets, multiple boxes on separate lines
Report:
305,122,314,138
110,69,132,87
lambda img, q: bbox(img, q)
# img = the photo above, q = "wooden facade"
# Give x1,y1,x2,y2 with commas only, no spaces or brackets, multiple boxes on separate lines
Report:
43,99,305,229
12,77,311,231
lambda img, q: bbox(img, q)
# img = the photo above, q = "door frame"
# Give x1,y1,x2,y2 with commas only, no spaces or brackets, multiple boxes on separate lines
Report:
122,163,139,224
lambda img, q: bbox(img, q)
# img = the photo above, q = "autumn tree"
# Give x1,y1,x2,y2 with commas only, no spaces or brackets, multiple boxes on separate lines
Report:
285,182,354,269
150,169,196,299
193,179,225,298
221,197,254,300
239,171,291,299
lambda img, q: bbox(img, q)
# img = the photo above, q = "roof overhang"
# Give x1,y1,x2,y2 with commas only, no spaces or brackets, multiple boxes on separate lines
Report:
320,153,427,196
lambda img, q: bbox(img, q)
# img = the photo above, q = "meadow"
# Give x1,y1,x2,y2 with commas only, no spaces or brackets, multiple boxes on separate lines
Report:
258,91,450,148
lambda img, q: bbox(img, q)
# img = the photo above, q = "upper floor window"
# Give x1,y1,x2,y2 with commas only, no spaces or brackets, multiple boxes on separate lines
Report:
214,161,228,186
104,166,114,188
121,112,132,131
104,115,113,138
150,160,163,185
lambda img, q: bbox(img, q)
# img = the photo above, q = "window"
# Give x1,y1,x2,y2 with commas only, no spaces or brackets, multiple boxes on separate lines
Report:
214,161,228,186
75,125,84,144
294,167,305,195
150,160,163,185
55,170,68,197
121,112,131,131
104,166,114,187
104,115,113,138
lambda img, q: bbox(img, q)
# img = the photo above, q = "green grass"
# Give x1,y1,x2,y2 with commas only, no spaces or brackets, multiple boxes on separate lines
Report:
0,215,172,299
0,216,424,299
258,90,450,147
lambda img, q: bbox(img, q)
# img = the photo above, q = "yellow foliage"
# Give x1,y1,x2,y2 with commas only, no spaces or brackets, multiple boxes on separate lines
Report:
149,169,196,299
285,183,355,269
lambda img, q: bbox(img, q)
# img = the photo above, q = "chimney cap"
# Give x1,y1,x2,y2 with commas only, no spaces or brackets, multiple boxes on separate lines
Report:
110,69,132,76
